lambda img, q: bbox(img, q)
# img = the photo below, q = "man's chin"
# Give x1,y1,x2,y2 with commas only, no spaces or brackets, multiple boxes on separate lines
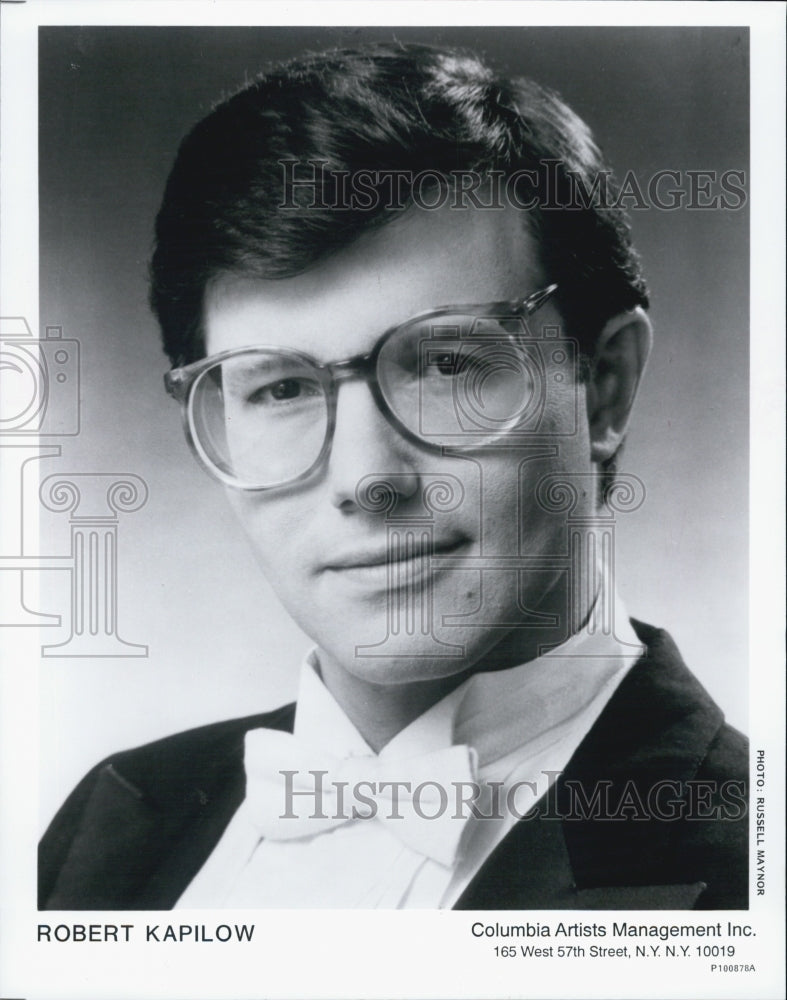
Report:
312,632,482,689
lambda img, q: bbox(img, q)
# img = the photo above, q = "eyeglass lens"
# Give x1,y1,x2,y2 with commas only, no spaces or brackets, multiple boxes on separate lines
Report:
377,314,542,443
191,351,329,487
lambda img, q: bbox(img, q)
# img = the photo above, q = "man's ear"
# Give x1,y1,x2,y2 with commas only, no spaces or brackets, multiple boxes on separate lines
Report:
585,307,652,463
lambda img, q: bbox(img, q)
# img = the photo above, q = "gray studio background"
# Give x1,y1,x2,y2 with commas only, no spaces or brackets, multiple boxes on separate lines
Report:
38,26,749,827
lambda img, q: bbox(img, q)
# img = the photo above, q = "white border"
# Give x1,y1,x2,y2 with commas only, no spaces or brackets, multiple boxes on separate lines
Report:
1,3,784,999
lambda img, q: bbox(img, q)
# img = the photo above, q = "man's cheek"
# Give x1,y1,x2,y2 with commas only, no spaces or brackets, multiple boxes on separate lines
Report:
230,498,308,561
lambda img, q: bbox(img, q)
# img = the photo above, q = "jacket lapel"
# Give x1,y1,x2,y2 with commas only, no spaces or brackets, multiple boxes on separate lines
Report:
455,622,722,910
455,785,579,909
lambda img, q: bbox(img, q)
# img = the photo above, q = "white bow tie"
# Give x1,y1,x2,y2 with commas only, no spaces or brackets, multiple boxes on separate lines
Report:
243,729,478,867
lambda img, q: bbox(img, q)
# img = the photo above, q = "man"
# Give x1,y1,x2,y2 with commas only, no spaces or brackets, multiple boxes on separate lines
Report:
39,43,747,910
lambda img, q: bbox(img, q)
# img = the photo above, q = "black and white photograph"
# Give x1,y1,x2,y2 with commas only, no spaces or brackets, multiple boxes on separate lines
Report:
0,3,784,999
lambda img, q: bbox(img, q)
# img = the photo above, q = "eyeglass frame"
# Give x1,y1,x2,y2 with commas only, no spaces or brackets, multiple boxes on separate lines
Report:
164,282,559,491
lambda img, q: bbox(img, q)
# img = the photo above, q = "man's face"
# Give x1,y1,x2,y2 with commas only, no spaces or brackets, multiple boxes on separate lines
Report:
204,204,595,687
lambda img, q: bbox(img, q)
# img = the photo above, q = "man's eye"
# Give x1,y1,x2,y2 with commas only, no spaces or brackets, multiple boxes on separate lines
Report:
428,352,457,376
270,378,303,401
247,378,318,405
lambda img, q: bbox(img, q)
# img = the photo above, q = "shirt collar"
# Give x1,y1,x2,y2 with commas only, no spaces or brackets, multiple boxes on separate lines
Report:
294,594,642,767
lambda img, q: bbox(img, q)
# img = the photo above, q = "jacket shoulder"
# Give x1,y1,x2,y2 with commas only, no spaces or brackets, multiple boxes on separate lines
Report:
39,703,295,908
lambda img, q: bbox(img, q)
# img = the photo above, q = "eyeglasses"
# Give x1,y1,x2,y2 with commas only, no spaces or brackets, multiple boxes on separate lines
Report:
165,283,562,491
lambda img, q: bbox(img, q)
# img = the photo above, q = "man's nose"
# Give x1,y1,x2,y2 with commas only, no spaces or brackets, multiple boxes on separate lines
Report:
326,379,419,511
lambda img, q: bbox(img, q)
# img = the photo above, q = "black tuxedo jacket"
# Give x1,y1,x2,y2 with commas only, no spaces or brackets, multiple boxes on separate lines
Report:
39,622,748,910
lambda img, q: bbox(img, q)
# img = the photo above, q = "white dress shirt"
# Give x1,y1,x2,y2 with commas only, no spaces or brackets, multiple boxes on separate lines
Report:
176,601,643,909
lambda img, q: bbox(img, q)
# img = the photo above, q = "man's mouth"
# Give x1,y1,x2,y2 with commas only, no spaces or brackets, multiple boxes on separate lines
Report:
322,534,469,584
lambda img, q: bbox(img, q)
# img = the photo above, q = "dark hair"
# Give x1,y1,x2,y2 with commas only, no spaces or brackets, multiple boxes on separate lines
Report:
150,42,648,367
